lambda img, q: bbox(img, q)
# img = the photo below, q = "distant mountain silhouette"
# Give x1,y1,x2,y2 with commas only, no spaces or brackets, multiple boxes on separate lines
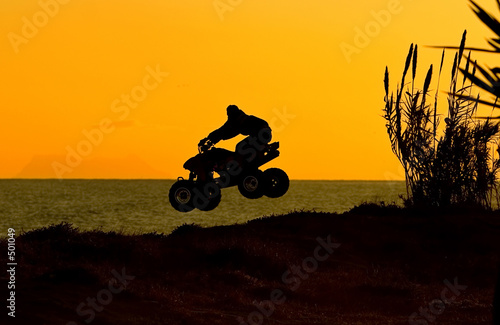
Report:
17,155,170,179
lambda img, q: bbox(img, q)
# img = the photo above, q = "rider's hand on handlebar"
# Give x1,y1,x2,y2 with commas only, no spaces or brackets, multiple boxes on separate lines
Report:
198,138,208,147
198,138,213,153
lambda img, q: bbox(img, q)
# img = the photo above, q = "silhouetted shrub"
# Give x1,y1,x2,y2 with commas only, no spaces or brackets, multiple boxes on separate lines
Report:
169,223,203,237
383,33,500,208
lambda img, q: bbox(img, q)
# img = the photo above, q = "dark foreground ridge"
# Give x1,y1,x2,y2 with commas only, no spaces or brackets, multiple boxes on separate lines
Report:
1,205,499,325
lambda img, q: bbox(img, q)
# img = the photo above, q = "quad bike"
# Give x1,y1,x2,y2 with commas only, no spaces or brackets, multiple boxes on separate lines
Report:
169,138,289,212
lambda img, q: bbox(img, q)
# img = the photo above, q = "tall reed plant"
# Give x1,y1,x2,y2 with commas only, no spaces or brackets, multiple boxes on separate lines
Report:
383,32,500,208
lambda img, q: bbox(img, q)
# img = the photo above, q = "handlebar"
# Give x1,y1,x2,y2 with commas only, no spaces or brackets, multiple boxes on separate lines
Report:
198,139,214,154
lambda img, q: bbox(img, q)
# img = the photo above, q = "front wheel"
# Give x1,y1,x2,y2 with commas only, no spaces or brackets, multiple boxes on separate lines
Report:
238,170,265,199
263,168,289,198
197,182,222,211
169,180,196,212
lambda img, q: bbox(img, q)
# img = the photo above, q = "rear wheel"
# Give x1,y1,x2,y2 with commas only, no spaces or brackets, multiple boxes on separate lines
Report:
263,168,289,198
238,170,265,199
169,180,196,212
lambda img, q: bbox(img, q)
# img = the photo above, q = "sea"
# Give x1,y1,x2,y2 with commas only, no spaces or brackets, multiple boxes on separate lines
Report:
0,180,406,235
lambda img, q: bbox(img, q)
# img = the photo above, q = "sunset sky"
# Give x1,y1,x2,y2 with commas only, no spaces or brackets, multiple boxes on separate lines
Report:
1,0,498,180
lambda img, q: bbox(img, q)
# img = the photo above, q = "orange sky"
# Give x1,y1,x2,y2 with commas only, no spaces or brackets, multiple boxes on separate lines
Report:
1,0,498,179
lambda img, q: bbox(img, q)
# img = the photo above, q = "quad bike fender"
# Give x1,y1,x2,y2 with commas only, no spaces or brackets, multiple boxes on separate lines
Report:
183,155,201,171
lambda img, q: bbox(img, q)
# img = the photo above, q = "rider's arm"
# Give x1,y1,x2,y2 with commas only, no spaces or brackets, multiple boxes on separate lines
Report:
207,120,239,144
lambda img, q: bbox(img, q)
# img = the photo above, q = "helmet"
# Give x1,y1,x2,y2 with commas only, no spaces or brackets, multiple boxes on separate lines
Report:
226,105,241,118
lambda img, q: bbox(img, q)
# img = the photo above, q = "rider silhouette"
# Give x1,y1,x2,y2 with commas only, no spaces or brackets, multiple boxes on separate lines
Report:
199,105,272,151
